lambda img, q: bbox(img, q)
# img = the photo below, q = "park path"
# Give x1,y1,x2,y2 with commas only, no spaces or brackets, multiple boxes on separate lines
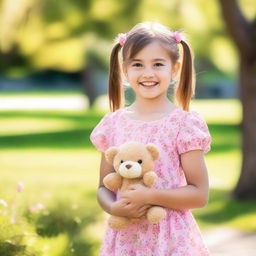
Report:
1,95,256,255
0,95,88,110
203,226,256,255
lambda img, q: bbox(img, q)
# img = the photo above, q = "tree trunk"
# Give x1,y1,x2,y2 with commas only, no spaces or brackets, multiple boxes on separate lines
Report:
82,66,98,108
232,58,256,199
218,0,256,199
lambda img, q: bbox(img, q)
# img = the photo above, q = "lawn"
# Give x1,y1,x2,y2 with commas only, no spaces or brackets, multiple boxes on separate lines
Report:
0,95,255,256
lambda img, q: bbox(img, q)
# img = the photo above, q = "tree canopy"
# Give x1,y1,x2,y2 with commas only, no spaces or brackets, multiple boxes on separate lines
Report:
0,0,254,77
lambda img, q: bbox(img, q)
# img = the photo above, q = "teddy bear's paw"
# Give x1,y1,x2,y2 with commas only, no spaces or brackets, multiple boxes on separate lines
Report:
147,206,166,224
143,171,157,187
108,216,130,230
103,173,122,191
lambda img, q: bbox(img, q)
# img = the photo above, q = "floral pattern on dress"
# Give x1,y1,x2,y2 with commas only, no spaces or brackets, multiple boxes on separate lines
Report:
90,107,212,256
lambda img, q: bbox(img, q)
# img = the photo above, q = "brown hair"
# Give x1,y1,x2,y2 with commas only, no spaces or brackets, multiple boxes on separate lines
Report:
108,22,195,112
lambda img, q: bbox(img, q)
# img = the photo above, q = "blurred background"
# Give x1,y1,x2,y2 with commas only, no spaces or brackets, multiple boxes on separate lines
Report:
0,0,255,255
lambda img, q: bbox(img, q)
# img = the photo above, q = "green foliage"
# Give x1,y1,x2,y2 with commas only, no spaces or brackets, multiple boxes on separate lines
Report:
0,215,39,256
194,188,256,232
0,189,101,256
1,0,255,74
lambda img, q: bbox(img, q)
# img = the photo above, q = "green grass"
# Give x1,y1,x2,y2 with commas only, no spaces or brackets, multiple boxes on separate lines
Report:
0,96,255,255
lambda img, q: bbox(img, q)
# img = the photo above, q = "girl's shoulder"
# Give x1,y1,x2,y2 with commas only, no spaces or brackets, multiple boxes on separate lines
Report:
98,108,124,123
180,109,208,128
90,108,124,152
176,109,211,154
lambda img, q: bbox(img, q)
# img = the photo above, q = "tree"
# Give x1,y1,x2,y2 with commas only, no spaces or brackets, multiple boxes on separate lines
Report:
219,0,256,199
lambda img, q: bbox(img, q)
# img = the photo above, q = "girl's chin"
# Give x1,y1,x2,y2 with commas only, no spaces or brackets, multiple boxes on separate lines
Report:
137,92,163,99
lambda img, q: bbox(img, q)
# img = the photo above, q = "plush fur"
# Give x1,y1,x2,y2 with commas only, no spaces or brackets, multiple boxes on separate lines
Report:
103,141,166,230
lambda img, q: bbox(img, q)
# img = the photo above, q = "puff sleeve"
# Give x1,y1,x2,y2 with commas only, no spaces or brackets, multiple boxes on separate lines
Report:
89,112,114,152
177,111,212,154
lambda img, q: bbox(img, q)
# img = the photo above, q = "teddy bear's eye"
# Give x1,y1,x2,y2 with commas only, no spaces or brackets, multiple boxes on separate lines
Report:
138,160,143,164
121,160,124,163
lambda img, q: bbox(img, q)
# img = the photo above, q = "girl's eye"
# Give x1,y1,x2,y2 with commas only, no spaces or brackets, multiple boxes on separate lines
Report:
132,63,142,67
155,62,164,67
121,160,124,163
138,160,143,164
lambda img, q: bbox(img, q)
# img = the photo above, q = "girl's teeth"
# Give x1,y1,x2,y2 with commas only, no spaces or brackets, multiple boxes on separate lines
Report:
141,82,158,86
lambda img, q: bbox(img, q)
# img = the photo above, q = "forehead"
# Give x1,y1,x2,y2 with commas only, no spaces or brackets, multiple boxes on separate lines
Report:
130,41,171,61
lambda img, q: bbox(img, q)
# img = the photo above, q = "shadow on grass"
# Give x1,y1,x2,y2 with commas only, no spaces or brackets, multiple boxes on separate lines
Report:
195,188,256,230
0,111,240,152
0,110,103,126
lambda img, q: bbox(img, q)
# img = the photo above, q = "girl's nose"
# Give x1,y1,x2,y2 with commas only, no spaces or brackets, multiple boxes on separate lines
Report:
142,68,154,78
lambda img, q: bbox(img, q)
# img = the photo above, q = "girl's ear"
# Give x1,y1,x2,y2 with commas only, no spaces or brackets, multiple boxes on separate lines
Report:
172,61,181,77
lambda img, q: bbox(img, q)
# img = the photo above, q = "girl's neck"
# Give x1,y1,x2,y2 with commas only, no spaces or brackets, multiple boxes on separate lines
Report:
129,97,176,114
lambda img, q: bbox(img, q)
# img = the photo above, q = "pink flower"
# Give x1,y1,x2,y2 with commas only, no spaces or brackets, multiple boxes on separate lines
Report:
118,33,127,46
37,203,45,210
17,181,24,192
0,199,8,207
29,203,45,212
29,205,37,212
172,31,182,44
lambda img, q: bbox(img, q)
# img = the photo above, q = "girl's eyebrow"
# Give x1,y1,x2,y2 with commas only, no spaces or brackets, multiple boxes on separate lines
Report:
131,58,167,62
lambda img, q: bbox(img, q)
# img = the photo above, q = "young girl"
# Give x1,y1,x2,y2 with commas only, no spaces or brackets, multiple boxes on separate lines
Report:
90,22,212,256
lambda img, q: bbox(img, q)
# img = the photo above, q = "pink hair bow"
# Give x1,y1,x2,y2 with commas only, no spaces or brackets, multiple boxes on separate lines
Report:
118,33,127,46
172,31,182,44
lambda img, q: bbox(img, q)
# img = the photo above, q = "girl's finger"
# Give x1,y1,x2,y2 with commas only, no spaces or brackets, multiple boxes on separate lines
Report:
139,205,151,211
137,209,147,217
138,206,149,214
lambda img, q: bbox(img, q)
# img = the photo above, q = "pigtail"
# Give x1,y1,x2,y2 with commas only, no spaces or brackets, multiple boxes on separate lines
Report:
174,40,195,111
108,43,123,112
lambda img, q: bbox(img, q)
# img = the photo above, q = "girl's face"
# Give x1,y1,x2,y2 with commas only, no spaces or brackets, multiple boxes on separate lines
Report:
123,41,179,101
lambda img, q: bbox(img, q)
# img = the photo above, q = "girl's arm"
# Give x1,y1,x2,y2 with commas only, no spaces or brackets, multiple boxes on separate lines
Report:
97,153,150,217
96,152,116,214
121,150,209,210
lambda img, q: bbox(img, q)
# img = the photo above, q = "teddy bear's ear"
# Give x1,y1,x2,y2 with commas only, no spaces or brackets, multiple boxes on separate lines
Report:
146,143,160,161
105,147,119,164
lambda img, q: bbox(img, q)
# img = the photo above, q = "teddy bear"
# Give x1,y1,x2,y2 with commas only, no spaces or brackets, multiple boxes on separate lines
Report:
103,141,166,230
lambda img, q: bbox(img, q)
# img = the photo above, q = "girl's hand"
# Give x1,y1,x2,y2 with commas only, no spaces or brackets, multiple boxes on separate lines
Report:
110,198,151,218
121,184,151,204
114,184,152,217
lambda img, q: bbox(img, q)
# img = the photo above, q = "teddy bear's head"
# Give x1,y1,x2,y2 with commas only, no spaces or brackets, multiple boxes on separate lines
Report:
105,141,159,179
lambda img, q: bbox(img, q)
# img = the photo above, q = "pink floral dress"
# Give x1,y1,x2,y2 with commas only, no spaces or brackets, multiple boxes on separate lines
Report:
90,106,212,256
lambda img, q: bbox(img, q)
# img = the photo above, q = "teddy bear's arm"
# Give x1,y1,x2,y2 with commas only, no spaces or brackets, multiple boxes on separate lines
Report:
103,172,123,192
143,171,158,187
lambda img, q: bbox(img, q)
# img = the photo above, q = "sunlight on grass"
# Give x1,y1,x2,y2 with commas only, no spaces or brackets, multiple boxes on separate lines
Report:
0,118,81,135
25,233,69,256
227,213,256,232
0,90,82,97
0,149,100,191
0,95,88,111
191,99,242,124
206,150,241,189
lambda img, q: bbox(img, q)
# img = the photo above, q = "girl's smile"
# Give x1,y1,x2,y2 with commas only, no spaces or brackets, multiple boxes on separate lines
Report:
139,81,159,87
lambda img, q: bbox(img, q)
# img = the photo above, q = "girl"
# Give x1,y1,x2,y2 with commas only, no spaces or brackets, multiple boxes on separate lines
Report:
90,22,212,256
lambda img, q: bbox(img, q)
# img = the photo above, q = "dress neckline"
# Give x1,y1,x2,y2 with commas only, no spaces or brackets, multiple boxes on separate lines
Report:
121,106,182,124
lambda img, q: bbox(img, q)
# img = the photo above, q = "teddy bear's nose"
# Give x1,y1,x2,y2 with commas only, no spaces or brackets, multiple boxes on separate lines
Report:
126,164,132,169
